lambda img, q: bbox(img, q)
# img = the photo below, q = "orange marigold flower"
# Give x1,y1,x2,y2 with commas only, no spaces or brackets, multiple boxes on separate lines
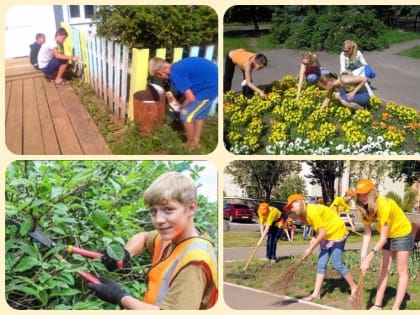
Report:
380,122,387,129
381,113,390,120
387,125,397,133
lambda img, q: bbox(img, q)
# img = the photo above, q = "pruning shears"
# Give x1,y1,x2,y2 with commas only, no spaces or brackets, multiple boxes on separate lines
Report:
7,218,121,284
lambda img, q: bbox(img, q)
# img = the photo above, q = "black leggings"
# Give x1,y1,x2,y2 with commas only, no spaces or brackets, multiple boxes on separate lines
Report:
223,53,236,92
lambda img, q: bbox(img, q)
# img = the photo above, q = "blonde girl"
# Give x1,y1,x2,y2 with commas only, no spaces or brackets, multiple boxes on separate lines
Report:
285,194,357,301
355,179,414,310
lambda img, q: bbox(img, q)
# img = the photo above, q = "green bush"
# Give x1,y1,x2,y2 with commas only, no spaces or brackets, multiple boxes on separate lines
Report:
270,7,389,52
5,161,217,309
94,5,218,51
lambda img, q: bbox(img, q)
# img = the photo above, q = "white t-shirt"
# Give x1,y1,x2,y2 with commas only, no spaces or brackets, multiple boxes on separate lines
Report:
37,41,59,69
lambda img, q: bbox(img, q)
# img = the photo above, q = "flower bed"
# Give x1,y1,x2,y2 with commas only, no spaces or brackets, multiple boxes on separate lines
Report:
224,75,420,155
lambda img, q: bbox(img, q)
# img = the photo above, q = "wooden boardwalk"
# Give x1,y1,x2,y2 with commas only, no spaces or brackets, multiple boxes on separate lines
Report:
5,58,111,155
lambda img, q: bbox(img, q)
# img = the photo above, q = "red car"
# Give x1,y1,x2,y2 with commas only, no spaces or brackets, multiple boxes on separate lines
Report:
223,203,254,223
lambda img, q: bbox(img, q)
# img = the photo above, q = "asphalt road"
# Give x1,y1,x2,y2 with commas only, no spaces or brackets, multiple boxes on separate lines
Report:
229,39,420,110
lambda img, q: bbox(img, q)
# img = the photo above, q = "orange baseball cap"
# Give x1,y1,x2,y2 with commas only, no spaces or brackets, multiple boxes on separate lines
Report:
284,194,305,211
345,189,356,197
258,202,269,215
355,179,375,194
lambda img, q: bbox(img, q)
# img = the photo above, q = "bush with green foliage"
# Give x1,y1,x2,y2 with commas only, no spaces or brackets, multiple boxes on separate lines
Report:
270,7,389,52
5,160,217,309
94,5,218,51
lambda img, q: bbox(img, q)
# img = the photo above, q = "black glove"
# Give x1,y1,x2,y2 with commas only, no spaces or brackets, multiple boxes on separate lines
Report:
88,276,130,307
101,249,131,271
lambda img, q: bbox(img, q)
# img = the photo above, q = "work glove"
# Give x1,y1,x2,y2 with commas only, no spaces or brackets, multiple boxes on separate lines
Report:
88,276,130,307
101,248,131,271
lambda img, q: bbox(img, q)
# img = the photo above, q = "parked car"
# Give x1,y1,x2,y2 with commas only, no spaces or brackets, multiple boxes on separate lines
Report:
223,203,254,223
340,212,355,226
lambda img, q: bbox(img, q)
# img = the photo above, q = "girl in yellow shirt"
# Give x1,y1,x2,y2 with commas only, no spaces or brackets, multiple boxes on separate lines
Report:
355,179,414,310
285,194,357,301
257,202,282,262
329,189,356,232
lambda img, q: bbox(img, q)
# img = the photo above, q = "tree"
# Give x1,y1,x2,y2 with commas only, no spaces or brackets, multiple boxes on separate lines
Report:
225,160,301,201
348,161,390,187
94,5,217,50
388,160,420,185
224,6,275,32
305,160,345,205
275,174,307,201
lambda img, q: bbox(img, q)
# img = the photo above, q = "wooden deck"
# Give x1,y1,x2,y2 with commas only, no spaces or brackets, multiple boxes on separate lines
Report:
5,58,111,155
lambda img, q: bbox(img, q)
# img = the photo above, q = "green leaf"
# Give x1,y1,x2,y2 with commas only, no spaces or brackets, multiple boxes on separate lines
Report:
19,220,32,236
8,284,41,301
105,244,125,260
49,288,81,298
14,256,40,272
92,209,110,230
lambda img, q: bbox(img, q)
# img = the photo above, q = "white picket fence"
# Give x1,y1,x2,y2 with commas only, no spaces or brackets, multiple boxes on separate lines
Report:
66,25,217,121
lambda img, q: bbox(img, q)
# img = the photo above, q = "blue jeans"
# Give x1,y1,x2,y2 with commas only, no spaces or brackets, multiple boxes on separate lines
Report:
317,238,349,276
266,225,280,260
338,89,370,106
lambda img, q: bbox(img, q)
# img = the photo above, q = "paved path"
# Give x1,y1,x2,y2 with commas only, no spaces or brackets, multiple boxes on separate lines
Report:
230,40,420,109
224,282,335,310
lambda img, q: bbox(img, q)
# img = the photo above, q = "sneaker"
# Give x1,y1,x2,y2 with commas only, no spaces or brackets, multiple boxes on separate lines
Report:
261,257,269,261
270,259,276,263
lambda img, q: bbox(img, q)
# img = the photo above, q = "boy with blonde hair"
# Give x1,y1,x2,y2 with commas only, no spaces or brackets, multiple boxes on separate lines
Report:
89,172,218,309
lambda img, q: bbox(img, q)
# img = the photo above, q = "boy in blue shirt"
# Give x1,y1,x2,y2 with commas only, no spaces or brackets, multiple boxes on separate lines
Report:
149,57,218,151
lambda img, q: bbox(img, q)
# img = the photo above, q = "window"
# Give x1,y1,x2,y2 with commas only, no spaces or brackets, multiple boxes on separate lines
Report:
68,5,96,23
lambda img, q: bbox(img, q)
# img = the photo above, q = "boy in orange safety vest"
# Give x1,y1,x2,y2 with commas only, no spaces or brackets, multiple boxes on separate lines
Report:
88,172,218,309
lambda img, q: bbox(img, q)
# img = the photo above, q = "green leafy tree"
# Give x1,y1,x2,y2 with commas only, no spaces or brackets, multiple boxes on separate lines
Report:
388,160,420,185
275,174,307,201
94,5,217,50
348,161,390,187
5,160,216,309
224,6,275,32
305,160,345,205
225,160,301,201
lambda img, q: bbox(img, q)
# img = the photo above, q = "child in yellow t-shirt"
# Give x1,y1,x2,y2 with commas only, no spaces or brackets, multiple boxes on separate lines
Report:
330,189,356,232
257,202,282,262
355,179,414,310
285,194,357,301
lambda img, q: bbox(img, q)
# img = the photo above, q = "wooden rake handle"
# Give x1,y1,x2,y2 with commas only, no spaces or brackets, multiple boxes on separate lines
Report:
243,245,260,272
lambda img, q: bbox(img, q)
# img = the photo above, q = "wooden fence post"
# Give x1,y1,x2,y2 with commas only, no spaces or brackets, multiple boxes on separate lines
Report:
127,48,150,121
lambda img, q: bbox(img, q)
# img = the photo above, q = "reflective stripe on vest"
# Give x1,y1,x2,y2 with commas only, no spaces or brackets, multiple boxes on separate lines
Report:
143,235,218,308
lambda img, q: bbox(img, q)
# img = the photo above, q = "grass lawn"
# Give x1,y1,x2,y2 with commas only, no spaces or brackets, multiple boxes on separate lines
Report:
397,45,420,59
71,80,218,154
224,249,420,310
224,227,380,247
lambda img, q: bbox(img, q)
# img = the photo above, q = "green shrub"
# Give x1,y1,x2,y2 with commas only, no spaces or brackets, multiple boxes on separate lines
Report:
94,5,218,50
270,7,389,52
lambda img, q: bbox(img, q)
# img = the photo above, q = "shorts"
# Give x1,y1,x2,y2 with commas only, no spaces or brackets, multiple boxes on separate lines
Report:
383,232,414,251
180,97,216,122
338,89,370,106
40,58,68,74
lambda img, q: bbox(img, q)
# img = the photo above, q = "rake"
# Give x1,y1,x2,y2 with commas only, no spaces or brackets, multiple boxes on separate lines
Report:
271,254,307,295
